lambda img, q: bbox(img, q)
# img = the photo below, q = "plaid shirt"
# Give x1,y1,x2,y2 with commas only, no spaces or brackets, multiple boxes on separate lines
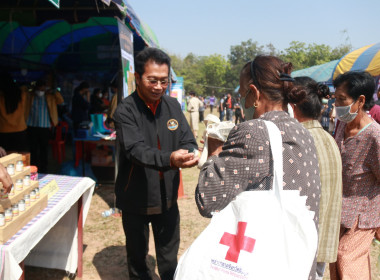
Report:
302,120,342,263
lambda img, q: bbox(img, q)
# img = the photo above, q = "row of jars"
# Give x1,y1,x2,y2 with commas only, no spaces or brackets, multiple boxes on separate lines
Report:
0,188,40,226
6,162,38,181
0,175,32,200
6,161,24,175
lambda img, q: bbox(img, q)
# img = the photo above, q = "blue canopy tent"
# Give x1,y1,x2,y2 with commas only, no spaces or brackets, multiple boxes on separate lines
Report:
0,17,120,79
291,60,339,83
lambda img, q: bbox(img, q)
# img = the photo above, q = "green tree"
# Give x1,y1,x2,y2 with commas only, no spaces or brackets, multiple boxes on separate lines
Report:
306,43,334,66
201,54,229,96
168,40,352,97
281,41,352,70
227,39,267,91
331,44,352,60
182,53,205,95
280,41,308,70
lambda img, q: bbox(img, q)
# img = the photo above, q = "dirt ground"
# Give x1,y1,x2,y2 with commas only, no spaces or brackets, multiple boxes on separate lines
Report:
24,108,380,279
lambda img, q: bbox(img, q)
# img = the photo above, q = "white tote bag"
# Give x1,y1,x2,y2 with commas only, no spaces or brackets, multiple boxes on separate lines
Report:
175,120,318,280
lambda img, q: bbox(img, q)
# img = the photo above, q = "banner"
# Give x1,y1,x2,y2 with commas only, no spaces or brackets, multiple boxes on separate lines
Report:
117,19,135,98
170,77,184,109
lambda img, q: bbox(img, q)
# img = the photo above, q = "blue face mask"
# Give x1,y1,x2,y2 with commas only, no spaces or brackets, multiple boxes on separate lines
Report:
240,95,255,120
335,102,358,123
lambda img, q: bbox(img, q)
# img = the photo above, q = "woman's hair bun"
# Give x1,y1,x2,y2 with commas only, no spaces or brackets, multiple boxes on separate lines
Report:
316,83,330,98
287,86,306,103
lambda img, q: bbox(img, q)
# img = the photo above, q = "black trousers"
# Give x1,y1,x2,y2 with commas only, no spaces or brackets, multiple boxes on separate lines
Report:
122,204,180,280
199,111,204,122
235,112,245,124
27,126,50,173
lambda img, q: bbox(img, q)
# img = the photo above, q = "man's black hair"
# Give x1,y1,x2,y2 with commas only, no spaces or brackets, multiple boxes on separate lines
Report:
135,47,171,76
333,71,375,110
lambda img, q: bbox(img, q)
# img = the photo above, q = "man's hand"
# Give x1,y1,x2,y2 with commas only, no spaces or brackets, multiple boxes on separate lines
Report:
170,149,199,169
0,163,12,194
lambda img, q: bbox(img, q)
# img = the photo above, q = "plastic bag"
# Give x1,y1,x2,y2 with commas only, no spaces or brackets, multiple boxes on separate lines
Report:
198,114,235,168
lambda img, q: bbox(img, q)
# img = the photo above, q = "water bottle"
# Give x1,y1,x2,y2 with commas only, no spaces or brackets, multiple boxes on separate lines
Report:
101,208,115,217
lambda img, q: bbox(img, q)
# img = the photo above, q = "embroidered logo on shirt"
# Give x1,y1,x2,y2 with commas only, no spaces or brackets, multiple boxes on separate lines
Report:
167,119,178,130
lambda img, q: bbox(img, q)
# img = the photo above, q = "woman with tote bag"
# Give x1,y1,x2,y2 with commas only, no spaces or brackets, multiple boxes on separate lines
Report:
189,55,321,279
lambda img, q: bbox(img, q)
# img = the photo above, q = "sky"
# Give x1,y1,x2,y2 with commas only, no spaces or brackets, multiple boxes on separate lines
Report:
127,0,379,58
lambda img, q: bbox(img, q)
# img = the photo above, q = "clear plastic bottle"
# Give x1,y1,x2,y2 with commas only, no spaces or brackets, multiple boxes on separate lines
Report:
101,208,115,217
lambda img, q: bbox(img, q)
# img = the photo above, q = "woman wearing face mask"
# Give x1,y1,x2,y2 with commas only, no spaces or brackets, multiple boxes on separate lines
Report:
196,55,321,279
89,88,107,114
329,71,380,280
26,79,64,173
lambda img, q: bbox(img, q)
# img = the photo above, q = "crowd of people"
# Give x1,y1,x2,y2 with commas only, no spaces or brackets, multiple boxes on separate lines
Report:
0,47,379,280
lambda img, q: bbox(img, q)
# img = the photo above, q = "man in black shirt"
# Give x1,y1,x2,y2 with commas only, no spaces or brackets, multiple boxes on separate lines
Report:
113,48,198,280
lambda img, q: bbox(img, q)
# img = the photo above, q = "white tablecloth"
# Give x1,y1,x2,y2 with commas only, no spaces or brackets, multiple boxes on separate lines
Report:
0,174,95,280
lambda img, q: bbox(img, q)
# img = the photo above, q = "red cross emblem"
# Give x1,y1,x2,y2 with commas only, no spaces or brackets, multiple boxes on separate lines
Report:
219,221,256,263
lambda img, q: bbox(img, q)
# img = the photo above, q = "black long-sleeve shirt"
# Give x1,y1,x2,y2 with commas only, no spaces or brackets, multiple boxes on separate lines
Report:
113,91,197,215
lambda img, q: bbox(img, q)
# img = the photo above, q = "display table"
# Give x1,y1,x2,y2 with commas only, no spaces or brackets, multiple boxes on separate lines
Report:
0,174,95,280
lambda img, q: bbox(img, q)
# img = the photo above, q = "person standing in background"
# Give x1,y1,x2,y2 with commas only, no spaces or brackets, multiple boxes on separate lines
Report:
234,97,245,124
368,99,380,124
26,79,64,173
90,88,107,114
224,92,234,121
198,96,205,123
71,81,90,132
375,86,380,106
209,94,216,113
101,89,110,107
0,72,29,152
187,91,203,138
292,76,342,280
218,94,226,121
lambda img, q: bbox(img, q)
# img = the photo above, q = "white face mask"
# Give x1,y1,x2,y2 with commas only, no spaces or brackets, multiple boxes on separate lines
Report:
35,90,45,97
335,102,358,123
240,95,255,120
98,93,103,98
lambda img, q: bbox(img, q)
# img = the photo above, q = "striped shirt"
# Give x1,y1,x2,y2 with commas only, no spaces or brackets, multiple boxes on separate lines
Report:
27,95,51,128
302,120,342,263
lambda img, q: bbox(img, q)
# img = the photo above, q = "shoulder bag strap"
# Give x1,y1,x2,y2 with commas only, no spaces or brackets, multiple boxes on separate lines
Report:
262,120,284,199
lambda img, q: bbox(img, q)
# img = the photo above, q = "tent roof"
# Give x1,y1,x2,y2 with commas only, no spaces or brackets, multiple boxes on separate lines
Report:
0,17,119,66
0,0,159,49
332,42,380,80
292,60,339,83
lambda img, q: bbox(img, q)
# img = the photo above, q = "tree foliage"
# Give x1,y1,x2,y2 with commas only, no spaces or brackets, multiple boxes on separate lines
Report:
280,41,352,70
169,40,352,97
